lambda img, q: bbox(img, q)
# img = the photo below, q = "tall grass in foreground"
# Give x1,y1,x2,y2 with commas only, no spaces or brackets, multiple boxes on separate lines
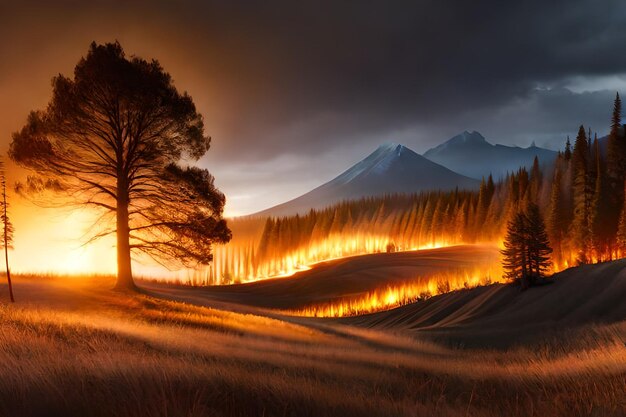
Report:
1,276,626,416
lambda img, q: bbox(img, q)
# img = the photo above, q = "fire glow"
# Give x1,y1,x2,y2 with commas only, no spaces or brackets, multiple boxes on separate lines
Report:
287,266,503,317
206,233,456,285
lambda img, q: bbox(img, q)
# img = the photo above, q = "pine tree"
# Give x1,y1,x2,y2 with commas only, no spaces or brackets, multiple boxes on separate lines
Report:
476,177,490,230
606,93,626,256
617,192,626,252
570,125,592,264
517,168,530,202
607,92,624,181
525,203,553,279
548,165,566,264
10,42,231,290
502,204,552,290
454,199,468,242
507,171,520,213
590,138,613,260
528,156,542,204
430,196,445,244
0,161,13,303
256,218,275,260
564,136,572,161
501,211,529,287
419,198,434,245
329,209,342,234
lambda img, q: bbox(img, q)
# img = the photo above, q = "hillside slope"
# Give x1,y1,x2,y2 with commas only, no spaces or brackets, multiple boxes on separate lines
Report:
347,259,626,347
145,250,626,349
141,245,500,310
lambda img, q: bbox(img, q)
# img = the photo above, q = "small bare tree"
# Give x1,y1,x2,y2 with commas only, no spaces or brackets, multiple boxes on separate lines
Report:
0,160,14,302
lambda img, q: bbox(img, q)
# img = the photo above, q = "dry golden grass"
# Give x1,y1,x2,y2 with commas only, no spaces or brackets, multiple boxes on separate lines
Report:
1,275,626,416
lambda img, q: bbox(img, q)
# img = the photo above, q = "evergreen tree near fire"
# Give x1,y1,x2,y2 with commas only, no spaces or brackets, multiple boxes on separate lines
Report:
501,204,552,289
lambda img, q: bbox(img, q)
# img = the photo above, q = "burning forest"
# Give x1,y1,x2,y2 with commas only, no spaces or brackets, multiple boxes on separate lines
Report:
207,105,626,291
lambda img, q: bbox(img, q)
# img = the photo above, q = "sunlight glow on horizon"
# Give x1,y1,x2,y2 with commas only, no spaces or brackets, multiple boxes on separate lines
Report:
11,205,118,275
8,201,218,279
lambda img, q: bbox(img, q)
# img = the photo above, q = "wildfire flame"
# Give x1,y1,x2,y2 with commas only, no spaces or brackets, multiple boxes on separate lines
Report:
286,266,503,317
207,233,456,285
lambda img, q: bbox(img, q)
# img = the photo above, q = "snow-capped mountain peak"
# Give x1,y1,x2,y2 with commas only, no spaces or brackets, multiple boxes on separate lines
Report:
252,143,478,217
423,131,557,180
439,131,488,148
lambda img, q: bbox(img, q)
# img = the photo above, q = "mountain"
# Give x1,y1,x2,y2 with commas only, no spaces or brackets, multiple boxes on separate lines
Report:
253,143,479,217
423,131,558,180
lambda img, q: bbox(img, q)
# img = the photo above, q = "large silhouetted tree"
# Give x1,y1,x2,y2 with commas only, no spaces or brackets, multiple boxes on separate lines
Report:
9,42,231,290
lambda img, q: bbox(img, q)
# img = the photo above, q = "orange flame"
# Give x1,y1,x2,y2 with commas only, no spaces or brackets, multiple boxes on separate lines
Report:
286,266,503,317
208,233,458,285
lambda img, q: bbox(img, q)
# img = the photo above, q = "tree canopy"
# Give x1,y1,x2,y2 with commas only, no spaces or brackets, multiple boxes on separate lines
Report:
10,41,231,289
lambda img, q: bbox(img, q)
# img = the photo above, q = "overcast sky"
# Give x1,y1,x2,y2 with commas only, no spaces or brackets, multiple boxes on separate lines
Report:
2,0,626,215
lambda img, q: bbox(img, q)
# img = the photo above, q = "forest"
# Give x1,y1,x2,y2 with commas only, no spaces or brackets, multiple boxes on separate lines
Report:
204,94,626,285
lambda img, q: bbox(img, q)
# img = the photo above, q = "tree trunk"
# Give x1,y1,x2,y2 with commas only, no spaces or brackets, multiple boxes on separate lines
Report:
3,180,14,302
115,186,136,291
5,247,13,303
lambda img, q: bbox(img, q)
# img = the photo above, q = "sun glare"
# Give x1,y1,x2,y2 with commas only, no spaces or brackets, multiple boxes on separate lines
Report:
11,207,117,276
62,249,92,274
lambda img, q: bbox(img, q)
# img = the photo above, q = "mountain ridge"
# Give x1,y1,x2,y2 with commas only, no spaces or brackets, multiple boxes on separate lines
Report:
251,142,479,217
423,131,558,180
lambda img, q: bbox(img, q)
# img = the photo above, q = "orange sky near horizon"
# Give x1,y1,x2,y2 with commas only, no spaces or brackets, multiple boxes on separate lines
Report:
9,202,117,275
9,198,205,278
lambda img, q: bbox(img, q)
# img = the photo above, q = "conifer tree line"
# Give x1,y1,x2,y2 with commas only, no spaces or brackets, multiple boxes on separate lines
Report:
549,93,626,266
252,170,528,278
209,93,626,284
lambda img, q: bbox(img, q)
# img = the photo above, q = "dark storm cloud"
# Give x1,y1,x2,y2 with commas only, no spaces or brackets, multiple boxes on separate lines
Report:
164,0,626,158
2,0,626,213
7,0,626,157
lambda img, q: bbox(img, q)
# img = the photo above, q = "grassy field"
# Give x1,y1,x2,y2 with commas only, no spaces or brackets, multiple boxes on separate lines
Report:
1,272,626,417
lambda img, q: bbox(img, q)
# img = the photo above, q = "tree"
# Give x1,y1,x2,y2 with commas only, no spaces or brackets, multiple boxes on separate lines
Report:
0,161,14,303
607,92,625,183
548,165,566,264
604,93,626,256
590,138,613,260
525,203,553,279
501,204,552,290
501,211,529,287
9,42,231,290
476,175,494,229
617,190,626,252
570,125,592,264
564,136,572,161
